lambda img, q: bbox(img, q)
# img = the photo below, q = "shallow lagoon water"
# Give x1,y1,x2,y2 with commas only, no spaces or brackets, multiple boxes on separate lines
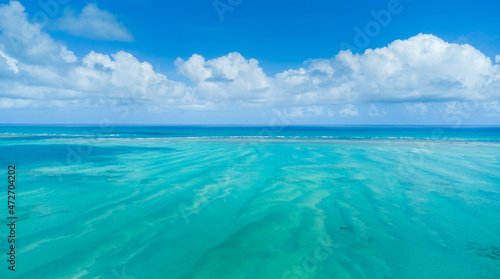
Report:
0,126,499,278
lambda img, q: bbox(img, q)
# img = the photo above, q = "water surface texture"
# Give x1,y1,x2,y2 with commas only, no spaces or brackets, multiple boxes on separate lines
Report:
0,126,499,279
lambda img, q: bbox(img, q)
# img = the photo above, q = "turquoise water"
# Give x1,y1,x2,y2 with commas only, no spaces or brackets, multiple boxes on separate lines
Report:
1,125,500,142
0,126,499,278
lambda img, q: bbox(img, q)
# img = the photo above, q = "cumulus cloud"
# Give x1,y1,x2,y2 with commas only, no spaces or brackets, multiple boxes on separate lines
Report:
0,1,181,109
496,55,500,64
0,1,75,64
173,33,500,107
446,102,464,115
273,34,499,105
0,48,18,73
75,50,185,98
406,103,427,114
369,104,386,116
339,104,359,117
56,4,133,42
483,101,500,113
175,52,270,103
284,106,325,118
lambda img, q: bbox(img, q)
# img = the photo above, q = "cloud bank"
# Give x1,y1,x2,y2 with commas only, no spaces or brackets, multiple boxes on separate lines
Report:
0,1,499,115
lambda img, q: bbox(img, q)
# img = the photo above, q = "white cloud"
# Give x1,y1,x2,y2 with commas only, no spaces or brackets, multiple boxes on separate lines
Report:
285,107,305,118
406,103,427,114
445,102,464,115
284,106,325,118
60,46,77,63
496,55,500,64
0,1,74,64
0,97,82,109
74,50,185,98
0,1,182,109
482,101,500,113
175,52,270,102
56,4,133,42
274,34,499,105
0,48,18,73
0,1,500,115
368,104,386,116
173,35,500,107
339,104,359,117
305,105,325,116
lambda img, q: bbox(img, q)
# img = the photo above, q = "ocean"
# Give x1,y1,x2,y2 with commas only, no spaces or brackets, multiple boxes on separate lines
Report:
0,126,499,278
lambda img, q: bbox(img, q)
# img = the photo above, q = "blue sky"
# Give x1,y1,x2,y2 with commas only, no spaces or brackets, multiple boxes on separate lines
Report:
0,0,499,124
